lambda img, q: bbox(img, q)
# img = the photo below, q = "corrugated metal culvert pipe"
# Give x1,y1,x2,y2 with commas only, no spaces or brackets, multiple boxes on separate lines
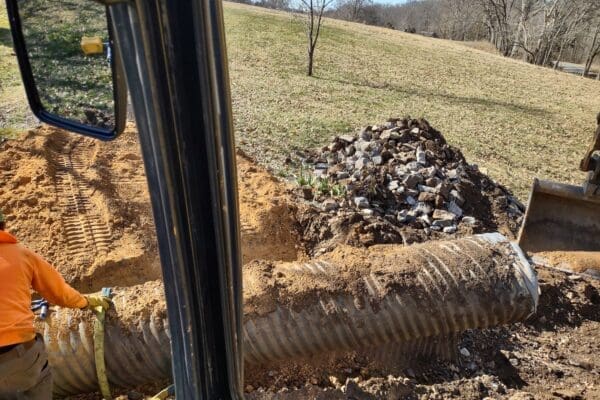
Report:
39,233,538,397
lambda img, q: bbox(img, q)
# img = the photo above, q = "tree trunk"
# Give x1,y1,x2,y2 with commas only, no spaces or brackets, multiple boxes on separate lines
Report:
307,47,314,76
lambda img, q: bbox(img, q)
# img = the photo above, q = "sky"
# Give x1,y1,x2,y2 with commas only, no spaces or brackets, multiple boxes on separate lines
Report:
374,0,410,4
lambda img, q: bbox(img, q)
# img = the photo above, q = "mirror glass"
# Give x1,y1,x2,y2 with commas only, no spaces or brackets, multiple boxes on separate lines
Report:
18,0,115,129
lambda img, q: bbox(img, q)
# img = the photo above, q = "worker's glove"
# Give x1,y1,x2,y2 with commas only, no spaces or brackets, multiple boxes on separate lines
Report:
84,294,112,311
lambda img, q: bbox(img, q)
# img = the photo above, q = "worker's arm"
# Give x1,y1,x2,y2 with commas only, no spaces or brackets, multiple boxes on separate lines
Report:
27,248,88,309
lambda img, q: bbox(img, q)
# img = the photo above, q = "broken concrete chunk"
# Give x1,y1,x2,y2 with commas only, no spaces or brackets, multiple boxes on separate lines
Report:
432,209,456,221
416,146,427,165
462,216,477,225
418,192,436,203
388,180,400,191
447,201,463,217
339,134,356,143
417,184,437,193
450,189,465,206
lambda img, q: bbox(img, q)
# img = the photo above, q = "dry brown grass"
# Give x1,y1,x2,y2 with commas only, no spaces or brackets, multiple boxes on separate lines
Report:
225,2,600,200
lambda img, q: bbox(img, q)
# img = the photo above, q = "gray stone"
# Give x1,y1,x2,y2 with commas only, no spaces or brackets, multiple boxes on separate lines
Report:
361,208,374,217
406,161,420,171
460,348,471,357
345,145,356,157
447,201,463,217
355,158,367,170
410,127,420,135
339,134,356,143
357,140,371,152
419,214,432,225
450,189,465,206
336,171,350,180
315,162,328,170
446,169,458,179
405,188,419,197
462,216,477,225
443,225,458,234
416,146,427,165
406,196,417,206
417,184,437,193
354,196,369,208
359,128,372,141
372,155,383,165
388,180,400,191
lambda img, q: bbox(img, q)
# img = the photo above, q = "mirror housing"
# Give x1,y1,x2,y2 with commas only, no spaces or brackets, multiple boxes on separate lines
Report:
5,0,127,140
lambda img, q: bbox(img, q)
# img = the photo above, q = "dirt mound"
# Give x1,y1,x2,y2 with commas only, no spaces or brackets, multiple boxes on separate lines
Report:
237,151,306,263
0,126,305,293
293,118,524,256
0,126,160,292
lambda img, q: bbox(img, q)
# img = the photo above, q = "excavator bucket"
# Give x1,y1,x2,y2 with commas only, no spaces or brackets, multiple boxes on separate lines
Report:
518,178,600,253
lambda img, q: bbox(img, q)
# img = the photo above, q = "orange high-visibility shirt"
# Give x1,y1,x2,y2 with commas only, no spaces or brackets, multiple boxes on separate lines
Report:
0,230,87,346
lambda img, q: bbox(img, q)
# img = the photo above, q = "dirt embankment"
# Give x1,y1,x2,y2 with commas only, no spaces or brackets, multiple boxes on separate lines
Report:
0,126,306,292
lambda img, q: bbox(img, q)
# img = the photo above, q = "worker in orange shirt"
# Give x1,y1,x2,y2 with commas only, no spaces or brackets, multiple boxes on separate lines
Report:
0,211,110,399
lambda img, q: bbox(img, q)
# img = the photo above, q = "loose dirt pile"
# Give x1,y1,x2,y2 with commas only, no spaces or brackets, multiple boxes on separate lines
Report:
0,126,161,292
293,118,524,256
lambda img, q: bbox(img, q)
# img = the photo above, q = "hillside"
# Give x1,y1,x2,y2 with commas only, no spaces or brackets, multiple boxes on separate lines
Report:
225,2,600,199
2,2,600,198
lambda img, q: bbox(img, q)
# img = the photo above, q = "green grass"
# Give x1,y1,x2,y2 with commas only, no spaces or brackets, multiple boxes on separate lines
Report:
0,5,30,136
225,3,600,200
1,2,600,199
19,0,113,126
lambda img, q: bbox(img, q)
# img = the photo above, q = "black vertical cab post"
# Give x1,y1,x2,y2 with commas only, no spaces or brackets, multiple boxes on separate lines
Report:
106,0,244,398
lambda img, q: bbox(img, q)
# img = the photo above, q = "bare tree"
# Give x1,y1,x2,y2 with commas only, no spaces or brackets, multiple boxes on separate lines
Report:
583,23,600,77
298,0,335,76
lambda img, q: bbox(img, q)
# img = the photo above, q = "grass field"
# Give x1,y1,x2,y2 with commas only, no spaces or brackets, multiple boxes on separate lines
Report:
226,3,600,199
0,5,31,135
2,2,600,199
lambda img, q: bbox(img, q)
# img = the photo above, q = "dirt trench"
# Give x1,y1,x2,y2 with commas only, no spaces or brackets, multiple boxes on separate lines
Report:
1,125,599,399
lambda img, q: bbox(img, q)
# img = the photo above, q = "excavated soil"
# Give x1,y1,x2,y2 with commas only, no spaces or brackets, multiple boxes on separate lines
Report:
1,125,599,399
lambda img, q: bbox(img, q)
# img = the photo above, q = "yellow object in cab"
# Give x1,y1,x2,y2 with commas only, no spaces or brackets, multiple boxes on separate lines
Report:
80,36,103,55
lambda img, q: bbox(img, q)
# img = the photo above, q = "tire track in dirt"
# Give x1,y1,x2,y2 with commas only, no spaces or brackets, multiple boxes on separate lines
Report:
51,137,112,264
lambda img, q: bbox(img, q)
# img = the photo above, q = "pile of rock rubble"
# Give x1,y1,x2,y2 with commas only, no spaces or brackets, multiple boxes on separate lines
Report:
294,117,524,253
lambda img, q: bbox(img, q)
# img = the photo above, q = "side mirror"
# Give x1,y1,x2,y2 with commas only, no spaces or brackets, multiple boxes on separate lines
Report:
5,0,126,140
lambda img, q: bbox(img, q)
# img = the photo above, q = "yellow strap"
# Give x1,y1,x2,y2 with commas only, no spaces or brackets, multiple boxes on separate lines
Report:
93,305,112,400
151,384,174,400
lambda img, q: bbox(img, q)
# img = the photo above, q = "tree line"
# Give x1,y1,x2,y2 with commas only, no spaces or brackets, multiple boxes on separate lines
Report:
238,0,600,77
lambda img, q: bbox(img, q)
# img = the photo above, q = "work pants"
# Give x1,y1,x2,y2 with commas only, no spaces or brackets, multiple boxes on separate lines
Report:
0,334,52,400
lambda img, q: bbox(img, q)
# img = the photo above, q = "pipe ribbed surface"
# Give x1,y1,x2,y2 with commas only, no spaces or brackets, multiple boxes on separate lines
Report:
39,233,538,396
242,233,538,364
